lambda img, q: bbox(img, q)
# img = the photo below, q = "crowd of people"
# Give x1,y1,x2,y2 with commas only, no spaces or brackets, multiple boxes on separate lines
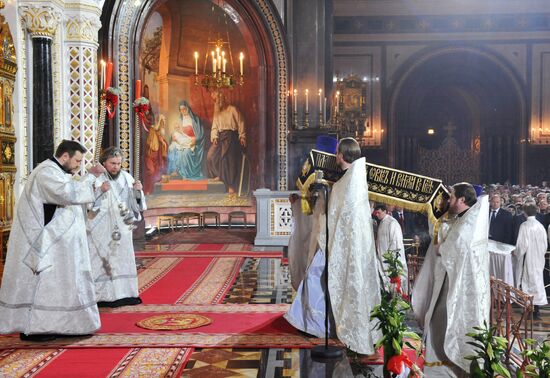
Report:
0,140,144,341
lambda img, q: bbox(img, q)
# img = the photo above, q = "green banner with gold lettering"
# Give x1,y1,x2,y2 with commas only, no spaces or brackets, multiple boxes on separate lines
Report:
297,149,450,223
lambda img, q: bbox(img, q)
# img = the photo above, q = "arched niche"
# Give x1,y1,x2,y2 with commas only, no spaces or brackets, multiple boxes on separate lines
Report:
387,46,526,185
102,0,289,207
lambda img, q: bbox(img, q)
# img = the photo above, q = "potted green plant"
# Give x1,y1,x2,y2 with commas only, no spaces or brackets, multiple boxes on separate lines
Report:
370,250,422,377
464,321,511,377
517,339,550,378
382,249,407,298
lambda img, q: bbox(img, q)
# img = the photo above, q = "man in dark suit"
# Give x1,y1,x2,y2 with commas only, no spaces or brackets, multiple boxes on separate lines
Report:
489,194,513,245
392,206,416,238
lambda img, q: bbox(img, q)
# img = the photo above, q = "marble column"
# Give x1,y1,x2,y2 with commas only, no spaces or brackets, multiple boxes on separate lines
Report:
20,6,61,168
63,10,102,171
286,0,333,187
31,37,54,167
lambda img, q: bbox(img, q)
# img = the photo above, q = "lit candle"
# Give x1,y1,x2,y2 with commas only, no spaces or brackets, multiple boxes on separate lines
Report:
239,52,244,76
135,79,141,100
211,51,215,72
105,62,113,90
222,58,227,73
324,97,327,123
305,89,309,113
216,47,221,70
335,91,340,114
100,60,106,89
194,52,198,75
318,89,322,111
293,89,297,113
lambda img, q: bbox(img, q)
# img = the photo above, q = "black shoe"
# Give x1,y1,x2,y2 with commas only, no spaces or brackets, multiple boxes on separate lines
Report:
54,334,93,339
98,297,142,308
533,313,542,321
20,333,56,342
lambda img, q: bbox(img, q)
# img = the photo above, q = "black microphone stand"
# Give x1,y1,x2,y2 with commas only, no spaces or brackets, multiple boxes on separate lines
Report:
311,183,343,360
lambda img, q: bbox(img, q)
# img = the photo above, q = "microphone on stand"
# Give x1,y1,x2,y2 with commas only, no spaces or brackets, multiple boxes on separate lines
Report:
310,169,343,360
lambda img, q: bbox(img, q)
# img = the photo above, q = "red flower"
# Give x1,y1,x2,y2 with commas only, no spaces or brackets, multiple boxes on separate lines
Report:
390,276,402,294
386,353,413,375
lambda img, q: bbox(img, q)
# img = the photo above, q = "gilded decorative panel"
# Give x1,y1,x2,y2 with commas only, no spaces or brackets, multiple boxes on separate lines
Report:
0,11,16,277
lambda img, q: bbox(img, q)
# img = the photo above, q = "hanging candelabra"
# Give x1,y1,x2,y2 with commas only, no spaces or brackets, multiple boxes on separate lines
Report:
193,1,245,91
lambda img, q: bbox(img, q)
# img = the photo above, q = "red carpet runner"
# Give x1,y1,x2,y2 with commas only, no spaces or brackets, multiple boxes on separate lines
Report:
0,248,250,376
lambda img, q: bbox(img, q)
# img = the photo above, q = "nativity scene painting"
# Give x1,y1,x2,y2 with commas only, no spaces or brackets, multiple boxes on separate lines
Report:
138,0,259,208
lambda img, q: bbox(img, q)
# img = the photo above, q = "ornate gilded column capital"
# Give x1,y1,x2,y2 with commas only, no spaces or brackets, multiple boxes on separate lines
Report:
64,14,101,43
19,5,62,39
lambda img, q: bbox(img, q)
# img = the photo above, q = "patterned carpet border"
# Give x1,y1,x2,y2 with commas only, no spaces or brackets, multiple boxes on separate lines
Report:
135,251,283,258
0,333,342,350
101,304,290,314
175,257,244,304
0,348,63,376
107,347,191,377
138,257,182,294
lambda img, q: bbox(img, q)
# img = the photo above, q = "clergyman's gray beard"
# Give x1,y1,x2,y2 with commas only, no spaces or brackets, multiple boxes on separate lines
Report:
109,171,121,180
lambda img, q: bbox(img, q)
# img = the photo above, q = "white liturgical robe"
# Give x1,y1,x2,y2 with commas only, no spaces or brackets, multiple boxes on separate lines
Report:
88,170,146,302
413,195,490,377
285,158,382,355
288,195,324,291
376,214,408,293
0,159,100,335
515,216,548,306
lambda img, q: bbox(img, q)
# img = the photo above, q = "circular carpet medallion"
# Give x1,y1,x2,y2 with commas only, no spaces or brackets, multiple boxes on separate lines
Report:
136,313,212,330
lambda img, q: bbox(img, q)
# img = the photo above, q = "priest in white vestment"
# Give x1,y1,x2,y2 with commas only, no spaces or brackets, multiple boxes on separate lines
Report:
412,183,490,377
373,203,408,294
514,203,548,320
285,138,381,355
0,140,108,341
88,147,146,307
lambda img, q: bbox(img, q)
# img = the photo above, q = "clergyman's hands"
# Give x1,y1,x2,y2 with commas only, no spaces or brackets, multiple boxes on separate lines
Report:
100,181,111,193
133,180,143,191
88,164,106,177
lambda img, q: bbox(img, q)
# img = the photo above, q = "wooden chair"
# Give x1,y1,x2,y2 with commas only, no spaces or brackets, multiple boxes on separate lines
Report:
157,214,178,232
176,212,201,230
201,211,221,228
228,211,247,228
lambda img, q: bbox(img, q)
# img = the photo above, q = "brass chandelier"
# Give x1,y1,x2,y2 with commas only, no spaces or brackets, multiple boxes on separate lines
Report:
193,1,244,91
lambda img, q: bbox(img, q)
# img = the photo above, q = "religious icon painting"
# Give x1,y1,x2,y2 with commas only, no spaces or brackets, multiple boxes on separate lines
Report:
135,0,272,209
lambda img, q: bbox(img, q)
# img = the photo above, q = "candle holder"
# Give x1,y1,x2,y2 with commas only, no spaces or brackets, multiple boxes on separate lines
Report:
304,111,310,129
194,71,238,91
318,111,324,128
293,111,299,129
